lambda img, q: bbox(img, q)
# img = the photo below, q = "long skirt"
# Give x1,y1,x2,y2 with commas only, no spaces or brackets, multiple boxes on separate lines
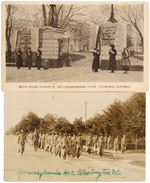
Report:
16,56,23,68
109,59,116,71
92,58,99,72
36,57,41,68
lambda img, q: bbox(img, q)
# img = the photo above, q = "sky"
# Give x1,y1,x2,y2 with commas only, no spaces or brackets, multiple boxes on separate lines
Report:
5,92,134,130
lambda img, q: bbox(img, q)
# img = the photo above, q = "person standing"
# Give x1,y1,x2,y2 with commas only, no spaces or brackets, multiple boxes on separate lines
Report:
104,136,108,149
76,134,83,160
61,134,68,160
40,132,46,151
92,48,100,72
121,48,130,74
86,134,93,154
113,136,119,160
32,129,39,152
97,134,104,158
16,48,23,69
109,44,117,73
55,133,62,157
36,48,42,70
121,134,126,153
18,129,27,155
93,135,98,151
107,135,112,150
26,47,33,70
70,134,77,158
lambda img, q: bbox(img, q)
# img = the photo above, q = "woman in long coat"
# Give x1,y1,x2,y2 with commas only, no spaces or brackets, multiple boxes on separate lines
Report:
92,48,100,72
16,48,22,69
109,45,117,73
121,48,130,74
36,48,42,70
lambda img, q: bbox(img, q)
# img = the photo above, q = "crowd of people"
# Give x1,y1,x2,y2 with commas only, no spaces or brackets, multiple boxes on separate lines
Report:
18,129,127,160
92,44,130,74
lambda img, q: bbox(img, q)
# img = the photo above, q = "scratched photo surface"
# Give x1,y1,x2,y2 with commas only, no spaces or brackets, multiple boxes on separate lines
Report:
4,92,145,181
1,2,148,92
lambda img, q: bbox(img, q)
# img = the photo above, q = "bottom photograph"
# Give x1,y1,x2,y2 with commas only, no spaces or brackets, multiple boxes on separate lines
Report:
4,92,145,181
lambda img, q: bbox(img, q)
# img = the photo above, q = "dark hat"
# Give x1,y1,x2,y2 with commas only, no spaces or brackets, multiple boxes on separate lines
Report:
111,44,115,48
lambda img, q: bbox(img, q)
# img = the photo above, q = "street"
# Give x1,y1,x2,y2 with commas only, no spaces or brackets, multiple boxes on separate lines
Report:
6,52,143,83
4,135,145,181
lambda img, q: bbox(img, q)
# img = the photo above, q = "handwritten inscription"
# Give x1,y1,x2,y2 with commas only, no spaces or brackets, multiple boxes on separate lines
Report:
18,168,121,181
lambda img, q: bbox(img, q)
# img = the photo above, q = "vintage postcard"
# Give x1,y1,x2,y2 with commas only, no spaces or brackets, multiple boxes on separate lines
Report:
4,92,145,181
1,1,149,91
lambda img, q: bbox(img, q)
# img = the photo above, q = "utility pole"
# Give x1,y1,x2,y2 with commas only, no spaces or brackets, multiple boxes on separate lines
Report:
85,102,87,122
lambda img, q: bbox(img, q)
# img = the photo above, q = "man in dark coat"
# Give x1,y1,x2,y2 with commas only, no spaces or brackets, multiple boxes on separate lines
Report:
92,48,100,72
16,48,22,69
109,44,117,73
26,47,33,70
36,48,42,70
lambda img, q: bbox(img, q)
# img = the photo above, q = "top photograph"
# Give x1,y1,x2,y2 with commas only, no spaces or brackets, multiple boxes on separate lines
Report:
1,1,149,91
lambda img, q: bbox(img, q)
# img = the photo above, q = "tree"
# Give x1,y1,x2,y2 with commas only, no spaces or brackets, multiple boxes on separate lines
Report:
118,5,144,52
85,114,105,135
123,93,145,138
12,111,41,134
42,5,47,26
38,113,57,133
102,100,124,136
73,117,85,134
6,4,12,61
41,4,85,30
55,116,73,134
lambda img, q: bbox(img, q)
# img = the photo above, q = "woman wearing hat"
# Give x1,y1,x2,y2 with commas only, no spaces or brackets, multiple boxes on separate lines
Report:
109,44,117,73
121,48,130,74
36,47,42,70
16,48,23,69
92,48,100,72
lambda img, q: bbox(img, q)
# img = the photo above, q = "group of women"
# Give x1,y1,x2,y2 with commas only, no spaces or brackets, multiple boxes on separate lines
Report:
92,45,130,74
16,47,42,70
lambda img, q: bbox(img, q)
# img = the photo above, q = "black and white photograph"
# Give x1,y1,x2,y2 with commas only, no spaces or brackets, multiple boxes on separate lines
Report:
1,1,148,91
4,92,145,181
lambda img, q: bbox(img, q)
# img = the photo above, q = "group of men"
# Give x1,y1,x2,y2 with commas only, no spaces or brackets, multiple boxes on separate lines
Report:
18,129,127,160
86,134,126,159
19,129,83,160
92,44,130,74
16,47,42,70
